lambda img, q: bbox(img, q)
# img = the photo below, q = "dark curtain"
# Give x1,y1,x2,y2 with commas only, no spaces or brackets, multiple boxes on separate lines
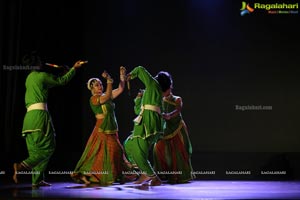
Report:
1,0,24,170
1,0,86,173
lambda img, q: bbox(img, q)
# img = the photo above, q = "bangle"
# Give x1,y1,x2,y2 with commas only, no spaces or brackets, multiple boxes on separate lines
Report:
120,75,126,81
107,79,113,84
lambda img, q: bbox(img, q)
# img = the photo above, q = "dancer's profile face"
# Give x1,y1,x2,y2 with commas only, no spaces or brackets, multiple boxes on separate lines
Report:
163,84,173,97
92,80,103,95
163,88,172,97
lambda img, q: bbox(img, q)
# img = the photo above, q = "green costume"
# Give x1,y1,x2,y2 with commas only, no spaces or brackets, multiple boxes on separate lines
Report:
153,95,194,183
21,68,76,185
124,66,164,176
71,97,126,185
94,99,118,134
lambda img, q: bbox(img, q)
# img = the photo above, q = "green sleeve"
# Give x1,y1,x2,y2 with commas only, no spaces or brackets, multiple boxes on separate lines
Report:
44,68,76,88
130,66,153,87
134,97,142,115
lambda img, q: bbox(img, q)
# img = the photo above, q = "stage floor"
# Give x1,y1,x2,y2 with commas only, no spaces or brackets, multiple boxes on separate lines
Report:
0,180,300,200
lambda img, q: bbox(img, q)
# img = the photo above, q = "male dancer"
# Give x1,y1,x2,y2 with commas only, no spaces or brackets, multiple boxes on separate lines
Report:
124,66,172,186
13,52,87,189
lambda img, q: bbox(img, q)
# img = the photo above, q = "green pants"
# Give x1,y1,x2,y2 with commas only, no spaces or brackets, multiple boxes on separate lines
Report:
23,130,56,185
124,134,160,176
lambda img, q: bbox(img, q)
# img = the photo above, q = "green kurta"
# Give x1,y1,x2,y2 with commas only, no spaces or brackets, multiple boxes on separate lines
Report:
22,68,76,135
129,66,164,139
21,68,76,185
124,66,164,176
90,97,118,134
134,96,142,115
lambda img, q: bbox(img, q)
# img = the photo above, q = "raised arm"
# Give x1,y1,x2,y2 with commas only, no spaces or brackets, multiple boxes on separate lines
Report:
127,66,154,87
112,66,126,99
99,71,113,104
44,60,86,87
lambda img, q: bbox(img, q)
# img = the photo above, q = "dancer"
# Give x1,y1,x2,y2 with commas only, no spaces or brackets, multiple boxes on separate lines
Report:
153,77,195,183
124,66,172,186
71,67,130,186
13,51,86,189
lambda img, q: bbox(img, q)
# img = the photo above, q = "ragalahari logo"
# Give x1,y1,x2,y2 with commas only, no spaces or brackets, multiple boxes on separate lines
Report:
240,2,255,16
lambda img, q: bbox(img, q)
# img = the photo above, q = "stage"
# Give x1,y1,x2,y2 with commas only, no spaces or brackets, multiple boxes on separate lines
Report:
0,180,300,200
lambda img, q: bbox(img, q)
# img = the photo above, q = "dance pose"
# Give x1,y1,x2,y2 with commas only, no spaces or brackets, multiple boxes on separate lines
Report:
153,78,195,183
71,67,130,186
124,66,172,186
13,52,86,189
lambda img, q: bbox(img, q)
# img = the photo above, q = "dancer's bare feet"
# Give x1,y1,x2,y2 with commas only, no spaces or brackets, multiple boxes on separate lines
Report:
13,163,19,184
13,162,30,184
38,180,52,186
80,175,90,184
32,180,52,189
149,176,162,186
133,174,151,184
125,173,138,182
140,175,162,186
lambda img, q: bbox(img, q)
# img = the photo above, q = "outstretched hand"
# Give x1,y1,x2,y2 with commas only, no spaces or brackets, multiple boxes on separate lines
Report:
120,66,126,76
102,70,113,84
136,89,144,98
73,60,88,69
126,73,131,81
101,70,110,79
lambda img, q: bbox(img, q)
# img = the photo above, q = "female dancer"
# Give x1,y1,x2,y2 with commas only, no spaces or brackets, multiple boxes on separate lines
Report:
71,67,129,185
153,78,195,183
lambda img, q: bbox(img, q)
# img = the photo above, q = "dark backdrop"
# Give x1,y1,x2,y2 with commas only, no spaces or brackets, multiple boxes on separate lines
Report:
1,0,300,181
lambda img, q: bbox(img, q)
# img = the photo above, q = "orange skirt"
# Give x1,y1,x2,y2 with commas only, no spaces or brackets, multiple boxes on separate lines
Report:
71,119,127,185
